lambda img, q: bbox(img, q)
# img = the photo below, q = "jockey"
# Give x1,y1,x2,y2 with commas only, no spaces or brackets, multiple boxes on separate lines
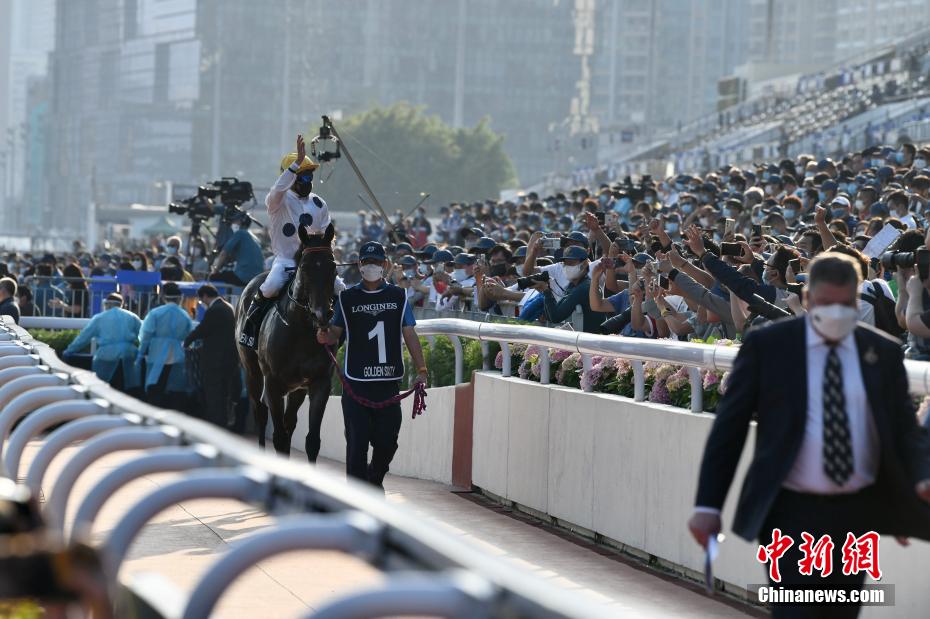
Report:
245,134,332,333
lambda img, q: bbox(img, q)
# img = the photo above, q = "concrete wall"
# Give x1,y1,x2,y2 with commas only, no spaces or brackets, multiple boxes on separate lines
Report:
471,372,930,616
284,384,457,485
280,372,930,615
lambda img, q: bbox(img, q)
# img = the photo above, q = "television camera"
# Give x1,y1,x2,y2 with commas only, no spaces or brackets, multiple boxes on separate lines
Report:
167,177,261,264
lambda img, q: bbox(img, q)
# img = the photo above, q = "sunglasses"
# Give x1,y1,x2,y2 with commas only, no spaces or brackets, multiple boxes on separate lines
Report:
296,171,314,183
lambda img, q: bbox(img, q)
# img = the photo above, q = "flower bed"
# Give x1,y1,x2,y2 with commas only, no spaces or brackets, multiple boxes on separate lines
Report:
496,342,735,413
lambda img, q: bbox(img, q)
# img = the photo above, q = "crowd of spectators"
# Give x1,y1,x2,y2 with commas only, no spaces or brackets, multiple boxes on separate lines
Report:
10,140,930,421
346,142,930,362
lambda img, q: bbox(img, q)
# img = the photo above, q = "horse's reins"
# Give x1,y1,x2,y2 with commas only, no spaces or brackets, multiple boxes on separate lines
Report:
297,246,427,418
323,344,427,418
279,245,337,322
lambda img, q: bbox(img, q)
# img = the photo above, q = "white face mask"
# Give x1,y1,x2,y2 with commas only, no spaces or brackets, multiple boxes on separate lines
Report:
230,225,240,233
563,263,584,280
453,268,467,281
360,264,384,282
809,304,858,342
166,246,178,255
403,269,416,279
417,264,430,276
131,260,143,270
515,265,524,277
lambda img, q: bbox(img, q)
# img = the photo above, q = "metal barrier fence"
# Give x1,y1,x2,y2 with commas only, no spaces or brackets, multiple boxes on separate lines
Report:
21,276,242,320
0,316,614,619
18,314,930,408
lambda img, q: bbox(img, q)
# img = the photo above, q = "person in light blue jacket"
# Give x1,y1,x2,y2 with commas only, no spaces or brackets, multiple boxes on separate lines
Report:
63,293,142,393
137,282,194,408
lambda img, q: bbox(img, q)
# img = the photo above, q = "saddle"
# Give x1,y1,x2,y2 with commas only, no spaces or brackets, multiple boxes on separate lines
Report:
239,269,296,349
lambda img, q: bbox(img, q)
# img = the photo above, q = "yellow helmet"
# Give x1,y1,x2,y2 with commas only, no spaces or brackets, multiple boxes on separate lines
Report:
279,152,320,173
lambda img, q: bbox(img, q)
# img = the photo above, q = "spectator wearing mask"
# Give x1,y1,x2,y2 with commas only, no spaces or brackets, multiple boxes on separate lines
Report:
30,263,64,316
533,245,606,332
16,286,34,318
63,293,142,394
189,239,210,281
137,282,194,407
210,212,264,287
184,285,241,430
160,236,185,269
437,252,477,311
410,208,432,248
0,278,20,325
49,263,89,318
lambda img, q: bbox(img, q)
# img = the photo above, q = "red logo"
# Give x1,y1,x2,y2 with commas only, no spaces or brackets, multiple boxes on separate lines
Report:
757,528,795,582
841,531,882,580
757,530,882,581
797,532,834,577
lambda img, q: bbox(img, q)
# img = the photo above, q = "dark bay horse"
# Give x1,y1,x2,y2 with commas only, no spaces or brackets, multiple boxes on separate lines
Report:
236,223,336,459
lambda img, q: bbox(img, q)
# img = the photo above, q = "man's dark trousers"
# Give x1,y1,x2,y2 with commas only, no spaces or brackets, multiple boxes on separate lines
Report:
342,379,402,488
762,487,875,619
201,365,241,429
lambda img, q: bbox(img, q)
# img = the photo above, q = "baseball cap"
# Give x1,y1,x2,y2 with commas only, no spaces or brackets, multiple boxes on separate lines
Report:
563,231,588,245
830,196,851,208
453,253,476,266
359,241,386,261
429,249,454,264
473,237,496,252
398,255,418,267
560,246,589,262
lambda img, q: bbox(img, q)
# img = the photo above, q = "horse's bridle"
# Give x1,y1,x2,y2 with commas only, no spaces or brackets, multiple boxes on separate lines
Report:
286,245,336,314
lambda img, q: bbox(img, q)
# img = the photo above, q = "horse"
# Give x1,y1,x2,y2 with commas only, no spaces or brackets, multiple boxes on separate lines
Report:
235,223,336,460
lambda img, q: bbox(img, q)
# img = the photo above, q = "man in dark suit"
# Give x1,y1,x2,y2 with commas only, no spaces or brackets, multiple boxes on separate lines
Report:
184,285,241,430
688,253,930,618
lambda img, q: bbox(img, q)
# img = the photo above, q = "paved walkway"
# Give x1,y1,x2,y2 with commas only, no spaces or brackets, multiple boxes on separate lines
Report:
20,442,756,618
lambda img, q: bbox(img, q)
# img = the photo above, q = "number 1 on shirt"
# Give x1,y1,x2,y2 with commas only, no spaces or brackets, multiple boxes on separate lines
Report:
368,320,386,363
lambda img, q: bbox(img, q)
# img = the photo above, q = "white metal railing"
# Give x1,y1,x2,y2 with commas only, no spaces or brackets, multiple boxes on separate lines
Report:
19,316,930,410
0,316,613,619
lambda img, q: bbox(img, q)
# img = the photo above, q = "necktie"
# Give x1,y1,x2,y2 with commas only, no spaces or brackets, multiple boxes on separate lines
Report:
823,346,853,485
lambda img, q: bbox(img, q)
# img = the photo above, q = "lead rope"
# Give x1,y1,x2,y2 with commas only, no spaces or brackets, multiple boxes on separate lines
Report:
323,344,427,418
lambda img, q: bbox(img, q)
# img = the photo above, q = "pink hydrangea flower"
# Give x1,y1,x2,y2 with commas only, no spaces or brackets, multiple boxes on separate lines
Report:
550,348,572,363
494,350,504,370
649,381,672,404
702,370,721,389
581,365,603,391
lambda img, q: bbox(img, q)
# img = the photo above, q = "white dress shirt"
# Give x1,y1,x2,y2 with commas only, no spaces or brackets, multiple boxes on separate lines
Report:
782,318,880,494
694,317,881,515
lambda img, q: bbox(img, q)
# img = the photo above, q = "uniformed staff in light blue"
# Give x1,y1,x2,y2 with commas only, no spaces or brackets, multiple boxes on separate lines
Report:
63,292,142,393
137,282,194,407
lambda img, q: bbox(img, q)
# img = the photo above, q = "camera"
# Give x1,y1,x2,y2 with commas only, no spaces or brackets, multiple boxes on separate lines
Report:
881,248,930,279
516,270,550,290
541,236,561,252
168,177,255,222
721,242,744,257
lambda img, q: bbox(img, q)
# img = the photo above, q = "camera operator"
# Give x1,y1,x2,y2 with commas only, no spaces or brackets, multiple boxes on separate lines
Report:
532,245,607,333
476,244,524,314
892,229,926,328
209,210,264,287
436,252,476,311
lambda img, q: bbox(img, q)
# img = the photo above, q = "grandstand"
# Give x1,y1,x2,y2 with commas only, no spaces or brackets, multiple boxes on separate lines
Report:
604,26,930,177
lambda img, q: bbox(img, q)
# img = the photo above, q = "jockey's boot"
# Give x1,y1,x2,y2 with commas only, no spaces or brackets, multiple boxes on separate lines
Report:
240,291,272,349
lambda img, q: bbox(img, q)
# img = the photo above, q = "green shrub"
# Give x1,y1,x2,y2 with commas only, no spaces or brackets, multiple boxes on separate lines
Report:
28,329,80,354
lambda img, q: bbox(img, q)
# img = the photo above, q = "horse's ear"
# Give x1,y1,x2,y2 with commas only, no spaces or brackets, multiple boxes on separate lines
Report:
297,224,311,246
323,223,335,245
